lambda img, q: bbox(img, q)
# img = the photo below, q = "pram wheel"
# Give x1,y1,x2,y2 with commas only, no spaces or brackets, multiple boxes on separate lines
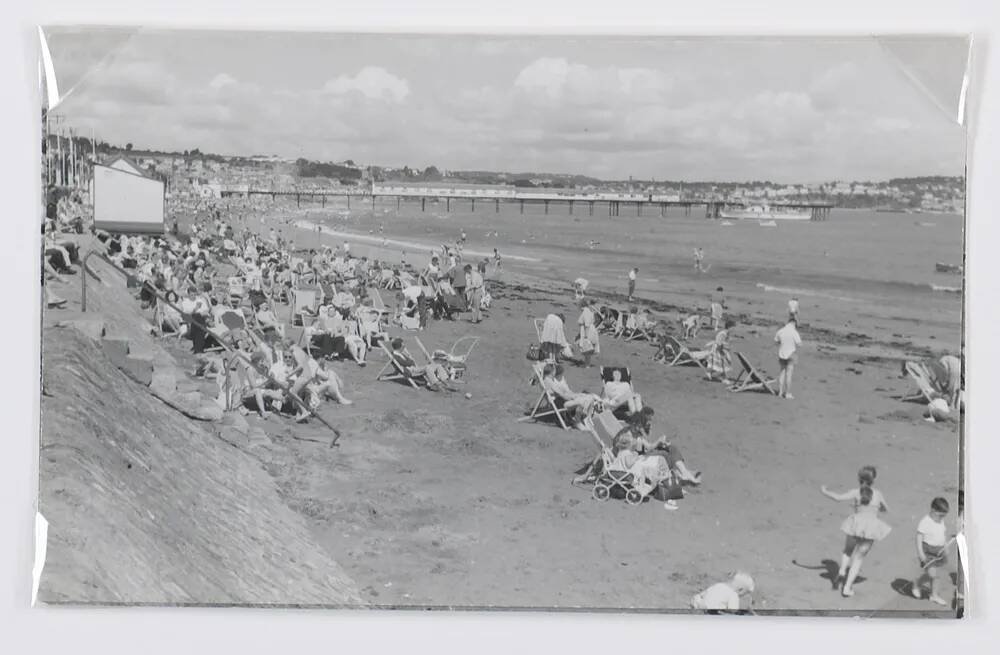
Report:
593,484,610,501
625,489,643,505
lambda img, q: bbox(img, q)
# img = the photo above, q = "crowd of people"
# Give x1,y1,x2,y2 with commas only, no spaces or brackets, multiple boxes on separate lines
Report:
60,204,499,424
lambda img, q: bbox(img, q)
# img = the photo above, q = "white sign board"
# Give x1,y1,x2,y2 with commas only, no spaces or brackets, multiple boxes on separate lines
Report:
93,164,165,234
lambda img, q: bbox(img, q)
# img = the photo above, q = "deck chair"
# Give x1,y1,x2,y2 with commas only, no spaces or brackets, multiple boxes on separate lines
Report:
374,341,424,389
728,352,779,395
600,366,638,418
289,287,320,327
517,362,573,430
623,313,656,342
901,361,939,404
661,335,712,377
369,288,393,319
414,335,479,383
227,276,246,308
533,317,546,341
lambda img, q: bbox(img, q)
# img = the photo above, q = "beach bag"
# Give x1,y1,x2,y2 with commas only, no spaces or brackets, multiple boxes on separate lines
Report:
578,337,594,354
653,477,684,501
526,343,541,361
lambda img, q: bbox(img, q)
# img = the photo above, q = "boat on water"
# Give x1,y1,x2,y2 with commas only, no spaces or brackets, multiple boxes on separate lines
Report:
719,204,811,220
758,220,778,227
720,220,734,226
935,262,963,275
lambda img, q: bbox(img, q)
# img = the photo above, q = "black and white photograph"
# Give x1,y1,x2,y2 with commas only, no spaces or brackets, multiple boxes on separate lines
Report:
35,28,969,616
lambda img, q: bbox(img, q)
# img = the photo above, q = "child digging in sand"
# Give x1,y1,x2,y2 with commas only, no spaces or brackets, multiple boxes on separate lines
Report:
690,572,755,612
911,497,952,606
820,466,891,598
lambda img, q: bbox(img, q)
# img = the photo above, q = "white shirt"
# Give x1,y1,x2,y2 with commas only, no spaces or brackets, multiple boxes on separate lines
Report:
788,299,799,314
917,515,947,547
402,285,423,301
628,269,637,281
775,323,802,360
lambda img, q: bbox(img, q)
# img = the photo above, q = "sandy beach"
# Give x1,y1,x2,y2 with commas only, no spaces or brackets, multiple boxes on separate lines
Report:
183,198,964,613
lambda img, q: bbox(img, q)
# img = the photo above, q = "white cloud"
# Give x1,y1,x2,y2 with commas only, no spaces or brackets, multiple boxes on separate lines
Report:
323,66,410,103
209,73,237,90
513,58,673,107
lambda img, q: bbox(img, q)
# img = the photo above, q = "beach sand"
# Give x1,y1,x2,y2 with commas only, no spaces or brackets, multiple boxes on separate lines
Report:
180,198,962,613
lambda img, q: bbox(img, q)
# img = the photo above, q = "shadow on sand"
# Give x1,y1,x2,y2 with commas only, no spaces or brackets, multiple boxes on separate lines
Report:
792,559,865,591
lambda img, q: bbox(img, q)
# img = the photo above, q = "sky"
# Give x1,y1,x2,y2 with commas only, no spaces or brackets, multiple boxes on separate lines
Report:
41,29,969,183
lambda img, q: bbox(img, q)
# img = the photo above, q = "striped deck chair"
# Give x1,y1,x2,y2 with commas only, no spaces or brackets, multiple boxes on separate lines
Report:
728,352,779,395
902,360,939,404
289,287,320,327
517,362,573,430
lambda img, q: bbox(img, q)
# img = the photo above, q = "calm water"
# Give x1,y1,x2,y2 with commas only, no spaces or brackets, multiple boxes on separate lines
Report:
287,197,964,348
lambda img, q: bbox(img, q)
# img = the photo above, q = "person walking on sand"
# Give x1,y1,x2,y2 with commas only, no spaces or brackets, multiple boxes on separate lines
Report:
709,286,726,330
788,296,800,322
911,497,953,606
694,247,705,273
774,317,802,399
493,247,502,272
821,465,891,598
627,267,638,301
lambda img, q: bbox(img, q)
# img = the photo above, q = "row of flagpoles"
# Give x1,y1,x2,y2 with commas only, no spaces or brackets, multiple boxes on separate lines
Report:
43,115,96,190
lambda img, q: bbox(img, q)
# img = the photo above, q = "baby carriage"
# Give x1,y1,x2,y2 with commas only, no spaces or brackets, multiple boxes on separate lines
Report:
587,411,657,506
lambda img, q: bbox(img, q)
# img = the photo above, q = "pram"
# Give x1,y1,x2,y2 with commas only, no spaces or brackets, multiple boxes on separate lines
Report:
586,411,658,505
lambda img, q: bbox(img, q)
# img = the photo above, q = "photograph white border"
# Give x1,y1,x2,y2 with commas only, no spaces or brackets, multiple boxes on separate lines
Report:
3,1,998,653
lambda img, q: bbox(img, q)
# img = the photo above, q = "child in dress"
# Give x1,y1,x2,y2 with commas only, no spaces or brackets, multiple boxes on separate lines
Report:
911,497,952,606
820,465,891,597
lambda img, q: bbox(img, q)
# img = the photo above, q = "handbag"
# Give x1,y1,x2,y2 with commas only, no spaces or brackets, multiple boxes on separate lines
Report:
526,343,541,361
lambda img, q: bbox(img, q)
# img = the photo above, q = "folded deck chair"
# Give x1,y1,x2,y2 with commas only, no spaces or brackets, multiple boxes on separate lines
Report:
728,352,779,395
662,335,712,377
517,362,573,430
374,341,424,389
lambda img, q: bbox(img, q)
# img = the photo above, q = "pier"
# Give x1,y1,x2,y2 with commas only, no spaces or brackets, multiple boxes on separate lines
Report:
227,187,835,221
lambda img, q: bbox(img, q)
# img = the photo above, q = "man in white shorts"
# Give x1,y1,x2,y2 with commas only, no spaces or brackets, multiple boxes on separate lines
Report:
774,317,802,399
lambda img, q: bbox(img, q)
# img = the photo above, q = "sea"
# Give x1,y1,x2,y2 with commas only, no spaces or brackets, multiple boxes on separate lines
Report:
282,198,964,353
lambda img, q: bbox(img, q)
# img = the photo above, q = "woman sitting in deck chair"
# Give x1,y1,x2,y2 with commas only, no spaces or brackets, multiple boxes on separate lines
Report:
542,363,603,430
601,367,643,416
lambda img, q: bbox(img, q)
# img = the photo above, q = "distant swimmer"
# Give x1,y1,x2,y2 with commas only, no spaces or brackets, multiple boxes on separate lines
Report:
459,229,467,245
588,240,600,250
694,247,706,273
